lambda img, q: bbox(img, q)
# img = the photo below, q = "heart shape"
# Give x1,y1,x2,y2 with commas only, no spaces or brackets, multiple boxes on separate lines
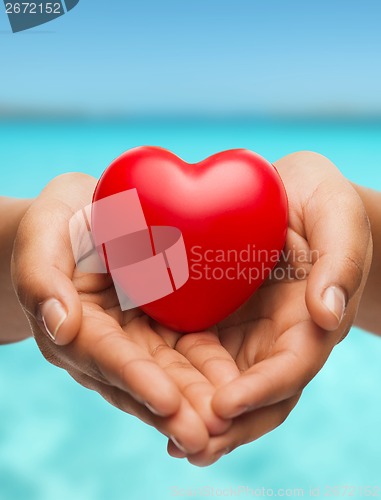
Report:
92,147,288,332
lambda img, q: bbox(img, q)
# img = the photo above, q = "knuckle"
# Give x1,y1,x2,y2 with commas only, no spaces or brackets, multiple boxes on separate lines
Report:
165,359,193,373
288,151,335,179
346,191,371,237
342,254,364,291
199,355,236,373
12,266,40,311
55,172,84,182
181,380,210,396
118,357,153,384
176,333,218,353
292,150,329,166
48,172,94,189
117,360,135,390
150,342,170,359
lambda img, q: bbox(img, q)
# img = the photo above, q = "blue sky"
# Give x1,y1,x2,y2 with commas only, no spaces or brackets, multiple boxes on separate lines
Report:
1,0,381,116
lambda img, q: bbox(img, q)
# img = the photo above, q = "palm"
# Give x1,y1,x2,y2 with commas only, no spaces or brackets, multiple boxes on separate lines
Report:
60,154,368,465
219,279,311,370
19,154,371,466
166,237,347,465
175,262,333,414
166,203,348,465
65,167,317,441
71,212,339,465
70,269,236,441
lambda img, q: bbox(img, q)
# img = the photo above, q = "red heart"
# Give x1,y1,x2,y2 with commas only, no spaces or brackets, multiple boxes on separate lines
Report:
93,147,288,332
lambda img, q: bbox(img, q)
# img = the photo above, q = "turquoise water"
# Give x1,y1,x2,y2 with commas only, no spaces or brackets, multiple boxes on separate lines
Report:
0,119,381,500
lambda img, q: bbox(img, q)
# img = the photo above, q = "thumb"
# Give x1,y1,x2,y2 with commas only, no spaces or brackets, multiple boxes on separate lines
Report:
11,173,96,346
304,178,372,332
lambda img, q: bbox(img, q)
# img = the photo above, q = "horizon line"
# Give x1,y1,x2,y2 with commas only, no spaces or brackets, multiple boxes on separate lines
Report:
1,110,381,122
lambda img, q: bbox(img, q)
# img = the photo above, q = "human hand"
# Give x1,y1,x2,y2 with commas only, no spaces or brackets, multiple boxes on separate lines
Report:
12,151,372,466
11,173,241,454
167,151,373,466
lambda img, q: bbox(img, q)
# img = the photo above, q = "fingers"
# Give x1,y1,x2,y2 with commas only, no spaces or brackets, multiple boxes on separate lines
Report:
70,370,209,455
169,396,300,467
275,152,372,332
212,320,330,419
129,324,233,436
304,174,372,330
165,374,231,436
175,331,241,387
67,305,182,418
12,173,97,345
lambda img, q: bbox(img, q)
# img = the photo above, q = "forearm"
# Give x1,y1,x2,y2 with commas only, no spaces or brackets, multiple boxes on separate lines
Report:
352,185,381,334
0,197,33,343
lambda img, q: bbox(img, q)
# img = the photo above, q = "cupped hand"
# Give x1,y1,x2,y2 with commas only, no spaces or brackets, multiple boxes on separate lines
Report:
167,151,373,466
11,151,373,467
11,173,240,455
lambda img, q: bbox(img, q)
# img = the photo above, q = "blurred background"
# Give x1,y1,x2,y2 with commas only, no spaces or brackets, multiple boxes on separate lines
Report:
1,1,381,499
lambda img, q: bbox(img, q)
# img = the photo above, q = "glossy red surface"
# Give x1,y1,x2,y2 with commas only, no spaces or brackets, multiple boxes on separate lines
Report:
93,147,288,332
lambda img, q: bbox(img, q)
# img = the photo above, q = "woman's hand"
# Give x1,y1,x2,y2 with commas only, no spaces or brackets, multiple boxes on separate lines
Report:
11,173,239,454
8,151,375,466
167,151,373,466
0,196,32,343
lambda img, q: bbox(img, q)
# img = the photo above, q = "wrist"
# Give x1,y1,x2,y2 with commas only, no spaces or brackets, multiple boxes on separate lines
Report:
351,184,381,333
0,197,34,343
0,197,33,262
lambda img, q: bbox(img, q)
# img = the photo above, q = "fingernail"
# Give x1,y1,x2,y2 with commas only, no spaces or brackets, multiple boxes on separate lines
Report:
40,299,67,343
322,286,346,326
227,405,253,418
170,435,188,454
145,402,165,417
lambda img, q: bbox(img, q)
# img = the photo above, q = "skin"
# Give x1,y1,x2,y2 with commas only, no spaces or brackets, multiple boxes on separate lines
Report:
0,151,379,466
8,175,231,455
170,152,375,465
351,184,381,334
0,197,32,343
